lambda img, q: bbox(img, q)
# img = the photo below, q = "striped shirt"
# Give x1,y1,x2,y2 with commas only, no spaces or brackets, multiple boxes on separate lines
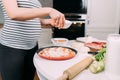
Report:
0,0,42,50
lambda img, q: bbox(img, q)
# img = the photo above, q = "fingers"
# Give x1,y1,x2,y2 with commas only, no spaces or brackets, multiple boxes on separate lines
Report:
54,18,59,27
54,14,65,29
49,9,65,29
58,15,65,28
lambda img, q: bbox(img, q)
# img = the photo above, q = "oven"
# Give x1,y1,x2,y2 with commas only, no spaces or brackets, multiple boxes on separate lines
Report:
52,0,88,40
52,15,86,40
53,0,88,14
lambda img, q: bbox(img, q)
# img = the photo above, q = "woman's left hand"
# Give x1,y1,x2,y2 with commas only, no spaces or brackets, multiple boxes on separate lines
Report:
49,9,65,29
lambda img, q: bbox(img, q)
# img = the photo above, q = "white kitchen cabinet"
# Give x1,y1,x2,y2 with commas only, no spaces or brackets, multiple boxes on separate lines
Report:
38,28,52,48
39,0,53,7
0,5,4,23
86,0,120,40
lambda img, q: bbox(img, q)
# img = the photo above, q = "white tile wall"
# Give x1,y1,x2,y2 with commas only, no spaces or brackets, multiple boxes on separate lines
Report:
86,26,119,40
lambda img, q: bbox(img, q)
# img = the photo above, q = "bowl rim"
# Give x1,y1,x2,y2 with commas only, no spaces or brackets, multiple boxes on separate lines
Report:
51,38,69,43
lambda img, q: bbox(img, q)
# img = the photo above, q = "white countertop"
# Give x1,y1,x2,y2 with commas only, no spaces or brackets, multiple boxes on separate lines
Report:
34,41,110,80
34,52,110,80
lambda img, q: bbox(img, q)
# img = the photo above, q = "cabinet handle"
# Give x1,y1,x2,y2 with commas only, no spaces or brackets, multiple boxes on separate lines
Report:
87,20,90,25
87,16,90,25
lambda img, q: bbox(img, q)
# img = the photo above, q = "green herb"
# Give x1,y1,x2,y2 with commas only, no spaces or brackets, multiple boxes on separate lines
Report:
95,48,106,61
89,47,106,73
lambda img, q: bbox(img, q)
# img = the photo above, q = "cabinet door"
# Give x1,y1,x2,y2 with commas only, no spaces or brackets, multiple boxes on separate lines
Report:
0,5,4,23
38,28,52,48
86,0,120,39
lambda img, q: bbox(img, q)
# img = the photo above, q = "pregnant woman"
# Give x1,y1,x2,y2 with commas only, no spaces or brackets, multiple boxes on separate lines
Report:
0,0,65,80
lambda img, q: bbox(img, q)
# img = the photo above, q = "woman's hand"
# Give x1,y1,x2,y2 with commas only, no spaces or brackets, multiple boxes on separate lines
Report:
49,9,65,29
40,18,64,28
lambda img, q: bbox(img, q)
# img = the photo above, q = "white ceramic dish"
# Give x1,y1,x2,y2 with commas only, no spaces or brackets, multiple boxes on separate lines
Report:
51,38,69,46
76,37,88,43
76,37,106,43
63,20,72,29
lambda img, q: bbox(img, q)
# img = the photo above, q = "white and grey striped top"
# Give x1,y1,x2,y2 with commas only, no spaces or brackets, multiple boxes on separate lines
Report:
0,0,42,49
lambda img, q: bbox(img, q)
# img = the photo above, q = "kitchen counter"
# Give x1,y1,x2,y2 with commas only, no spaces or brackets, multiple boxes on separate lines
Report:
33,41,110,80
34,53,109,80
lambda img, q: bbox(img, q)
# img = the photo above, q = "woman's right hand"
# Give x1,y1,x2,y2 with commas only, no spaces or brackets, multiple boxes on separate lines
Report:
49,8,65,29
